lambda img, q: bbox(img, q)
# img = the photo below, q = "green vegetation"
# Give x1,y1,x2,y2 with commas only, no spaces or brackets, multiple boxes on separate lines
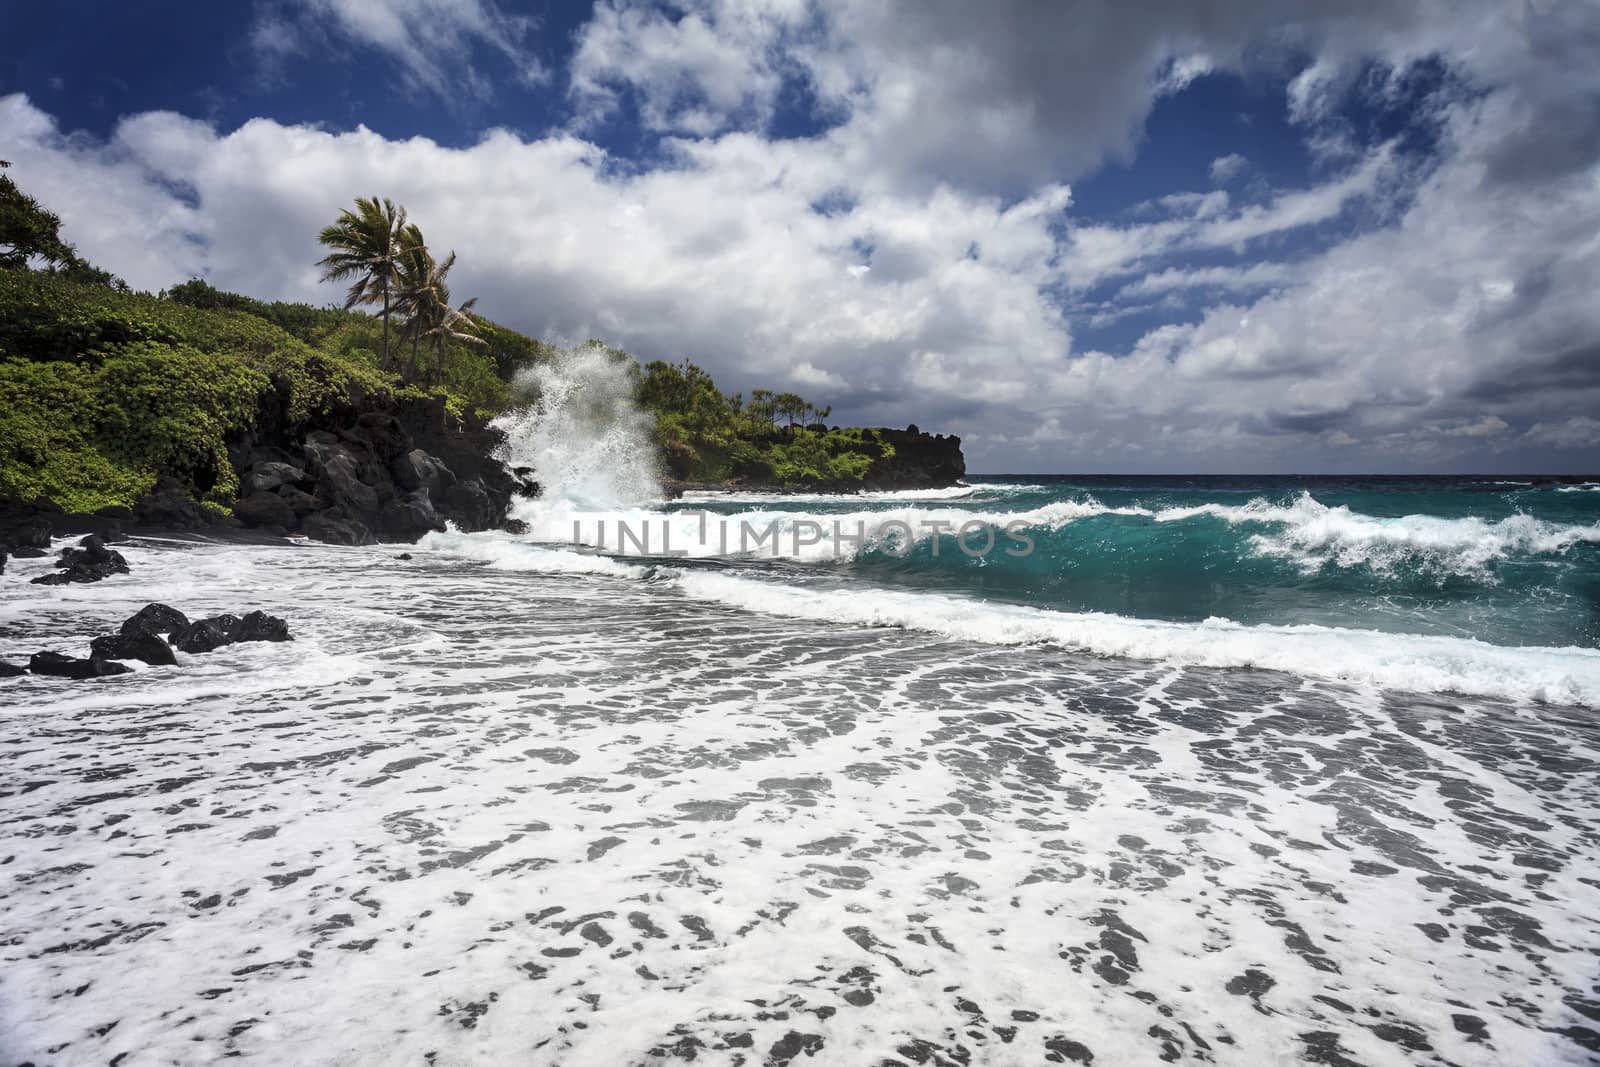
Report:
635,359,887,486
0,175,890,513
0,183,547,513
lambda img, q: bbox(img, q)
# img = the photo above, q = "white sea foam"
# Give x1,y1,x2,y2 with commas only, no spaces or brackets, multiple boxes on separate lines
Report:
1156,492,1600,576
515,496,1139,561
493,343,663,511
8,537,1599,1066
405,529,1600,707
667,570,1600,706
677,484,980,504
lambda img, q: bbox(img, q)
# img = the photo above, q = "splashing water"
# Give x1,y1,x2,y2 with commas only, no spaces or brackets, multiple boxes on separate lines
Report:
493,344,662,516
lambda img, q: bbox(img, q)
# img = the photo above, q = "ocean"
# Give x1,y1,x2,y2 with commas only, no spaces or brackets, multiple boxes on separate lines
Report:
4,374,1600,1063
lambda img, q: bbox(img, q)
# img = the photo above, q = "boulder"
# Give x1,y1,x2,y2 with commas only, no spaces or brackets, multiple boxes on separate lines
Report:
303,438,379,515
0,661,25,677
132,477,236,530
121,603,190,638
170,610,292,653
302,508,376,546
0,546,6,575
443,477,497,530
235,610,292,643
392,449,456,496
90,630,177,667
234,491,297,530
244,462,309,496
377,488,443,541
28,651,132,679
170,616,236,654
31,534,130,584
4,517,53,552
277,487,321,516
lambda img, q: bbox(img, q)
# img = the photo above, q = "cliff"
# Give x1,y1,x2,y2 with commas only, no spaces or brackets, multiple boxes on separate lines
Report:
859,428,966,490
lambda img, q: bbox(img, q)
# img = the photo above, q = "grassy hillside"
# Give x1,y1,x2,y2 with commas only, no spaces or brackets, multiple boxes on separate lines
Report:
0,271,549,512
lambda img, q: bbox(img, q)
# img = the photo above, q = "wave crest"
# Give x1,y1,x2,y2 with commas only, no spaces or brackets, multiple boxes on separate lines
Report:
1155,492,1600,577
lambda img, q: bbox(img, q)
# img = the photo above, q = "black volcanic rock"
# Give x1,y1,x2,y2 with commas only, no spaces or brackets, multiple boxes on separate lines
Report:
121,603,190,639
28,651,132,679
243,461,308,495
170,616,238,654
393,448,455,495
859,428,966,491
90,630,178,667
302,508,376,546
131,477,236,530
303,434,380,517
235,491,297,530
277,486,321,516
234,610,292,643
223,387,520,545
170,610,292,653
31,534,129,585
0,661,25,677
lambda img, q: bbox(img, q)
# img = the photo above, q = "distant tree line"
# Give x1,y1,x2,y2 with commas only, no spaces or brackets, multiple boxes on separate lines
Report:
634,358,883,485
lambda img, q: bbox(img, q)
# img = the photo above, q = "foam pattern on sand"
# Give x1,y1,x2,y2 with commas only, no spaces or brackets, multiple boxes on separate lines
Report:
2,540,1599,1065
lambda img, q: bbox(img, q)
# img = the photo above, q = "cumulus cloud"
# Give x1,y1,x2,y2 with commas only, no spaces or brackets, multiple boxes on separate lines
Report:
571,0,1461,195
1524,418,1600,450
3,0,1599,473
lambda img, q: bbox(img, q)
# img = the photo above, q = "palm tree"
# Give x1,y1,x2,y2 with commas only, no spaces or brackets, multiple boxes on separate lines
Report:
395,233,484,383
316,197,407,368
422,289,486,383
393,223,432,379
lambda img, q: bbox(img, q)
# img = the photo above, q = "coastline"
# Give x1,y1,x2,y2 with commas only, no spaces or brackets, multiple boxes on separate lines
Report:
3,536,1597,1065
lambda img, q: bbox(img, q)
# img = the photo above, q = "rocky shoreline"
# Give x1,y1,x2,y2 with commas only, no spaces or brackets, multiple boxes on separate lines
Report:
0,597,292,680
2,407,967,551
1,385,541,553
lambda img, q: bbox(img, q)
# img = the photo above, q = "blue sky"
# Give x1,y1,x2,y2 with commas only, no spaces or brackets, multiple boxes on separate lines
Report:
3,0,1598,473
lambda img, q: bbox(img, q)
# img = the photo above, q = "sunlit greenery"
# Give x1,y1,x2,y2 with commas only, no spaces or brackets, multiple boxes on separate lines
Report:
0,174,893,513
635,359,886,485
0,261,543,513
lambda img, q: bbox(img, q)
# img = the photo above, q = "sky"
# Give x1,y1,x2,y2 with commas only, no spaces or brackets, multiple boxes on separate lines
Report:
2,0,1598,474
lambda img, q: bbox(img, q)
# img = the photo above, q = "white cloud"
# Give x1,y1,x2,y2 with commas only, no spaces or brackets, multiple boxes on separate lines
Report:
1524,418,1600,449
1209,153,1248,183
3,0,1599,472
790,362,848,390
251,0,547,97
570,0,806,134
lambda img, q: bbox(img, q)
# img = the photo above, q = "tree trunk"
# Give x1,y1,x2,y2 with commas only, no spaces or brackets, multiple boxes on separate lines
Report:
381,275,390,369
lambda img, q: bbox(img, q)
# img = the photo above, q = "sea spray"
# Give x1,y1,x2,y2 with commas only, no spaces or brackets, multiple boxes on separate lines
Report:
493,344,663,517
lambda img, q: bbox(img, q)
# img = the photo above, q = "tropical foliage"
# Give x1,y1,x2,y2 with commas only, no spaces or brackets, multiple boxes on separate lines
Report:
316,196,408,367
0,172,890,513
0,182,546,513
635,359,886,485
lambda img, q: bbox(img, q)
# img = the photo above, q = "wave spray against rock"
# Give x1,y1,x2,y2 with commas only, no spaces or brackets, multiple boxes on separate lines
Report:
493,344,662,520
